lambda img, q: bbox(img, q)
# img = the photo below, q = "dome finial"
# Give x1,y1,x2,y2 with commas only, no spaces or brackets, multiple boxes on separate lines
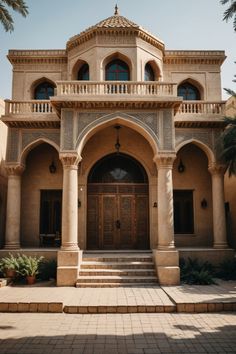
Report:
114,4,119,15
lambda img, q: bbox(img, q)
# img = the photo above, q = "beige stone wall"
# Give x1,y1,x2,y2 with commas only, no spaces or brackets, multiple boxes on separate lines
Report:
21,143,63,247
225,96,236,117
0,99,7,246
173,144,213,247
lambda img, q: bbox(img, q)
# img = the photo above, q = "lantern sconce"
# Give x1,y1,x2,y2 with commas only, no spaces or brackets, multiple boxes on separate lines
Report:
153,202,157,208
178,159,185,173
49,160,56,174
201,198,208,209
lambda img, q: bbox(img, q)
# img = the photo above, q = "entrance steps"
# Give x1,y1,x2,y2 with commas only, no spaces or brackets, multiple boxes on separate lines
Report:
76,251,158,287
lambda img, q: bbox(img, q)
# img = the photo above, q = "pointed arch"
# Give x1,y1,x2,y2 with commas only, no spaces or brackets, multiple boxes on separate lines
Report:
76,112,159,157
71,59,90,80
144,60,161,81
101,52,133,80
20,138,60,165
176,138,215,165
177,78,204,100
31,77,56,99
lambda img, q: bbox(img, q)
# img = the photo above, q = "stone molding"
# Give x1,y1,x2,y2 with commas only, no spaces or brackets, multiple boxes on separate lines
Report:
153,154,176,168
208,163,226,176
60,153,81,168
5,163,25,176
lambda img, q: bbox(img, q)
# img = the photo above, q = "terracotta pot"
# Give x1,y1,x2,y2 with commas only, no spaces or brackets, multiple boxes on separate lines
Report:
26,276,36,285
5,269,16,278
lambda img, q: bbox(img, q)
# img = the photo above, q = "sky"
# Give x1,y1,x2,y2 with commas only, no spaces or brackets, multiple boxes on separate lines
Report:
0,0,235,100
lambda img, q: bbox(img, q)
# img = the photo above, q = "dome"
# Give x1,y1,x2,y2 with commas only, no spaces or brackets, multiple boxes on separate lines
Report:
67,6,164,52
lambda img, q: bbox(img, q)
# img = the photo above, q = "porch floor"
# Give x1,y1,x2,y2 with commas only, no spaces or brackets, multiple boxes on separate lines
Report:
0,279,235,314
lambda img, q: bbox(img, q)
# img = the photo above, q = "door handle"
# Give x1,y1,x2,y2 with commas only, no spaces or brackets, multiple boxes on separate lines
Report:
116,220,121,229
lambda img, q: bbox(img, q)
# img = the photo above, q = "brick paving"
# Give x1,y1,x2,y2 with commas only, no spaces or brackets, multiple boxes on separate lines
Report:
0,280,235,313
0,312,236,353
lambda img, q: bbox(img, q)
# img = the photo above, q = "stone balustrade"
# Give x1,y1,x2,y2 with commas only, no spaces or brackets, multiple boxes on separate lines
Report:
56,81,177,97
4,99,226,117
177,101,225,115
5,100,53,115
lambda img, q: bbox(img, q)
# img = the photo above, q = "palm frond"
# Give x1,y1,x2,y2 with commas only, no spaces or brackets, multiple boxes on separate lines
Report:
1,0,28,17
0,3,14,32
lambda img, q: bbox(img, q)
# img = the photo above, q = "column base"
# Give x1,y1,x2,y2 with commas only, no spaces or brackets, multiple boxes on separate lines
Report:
153,249,180,286
57,250,83,286
4,243,21,250
214,243,228,249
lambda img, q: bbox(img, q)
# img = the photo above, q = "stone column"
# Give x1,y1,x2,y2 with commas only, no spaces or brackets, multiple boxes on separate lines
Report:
60,153,80,251
208,164,228,249
5,164,24,249
153,154,180,285
57,153,83,286
155,155,176,249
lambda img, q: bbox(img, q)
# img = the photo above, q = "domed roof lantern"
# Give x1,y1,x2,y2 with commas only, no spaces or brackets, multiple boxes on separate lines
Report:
114,4,119,16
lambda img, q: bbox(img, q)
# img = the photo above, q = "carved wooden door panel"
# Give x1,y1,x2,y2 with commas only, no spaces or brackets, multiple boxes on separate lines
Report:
135,195,149,249
87,195,100,249
102,195,117,249
119,195,135,249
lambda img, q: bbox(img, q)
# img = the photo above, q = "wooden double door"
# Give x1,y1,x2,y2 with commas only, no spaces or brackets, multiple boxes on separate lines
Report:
87,184,149,250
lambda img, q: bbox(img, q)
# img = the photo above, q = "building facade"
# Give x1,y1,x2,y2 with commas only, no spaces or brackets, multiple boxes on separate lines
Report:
1,8,235,285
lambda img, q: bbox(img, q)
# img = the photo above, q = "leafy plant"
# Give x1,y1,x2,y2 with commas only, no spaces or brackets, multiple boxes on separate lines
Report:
180,257,216,285
17,254,44,277
0,253,21,275
216,258,236,280
38,259,57,280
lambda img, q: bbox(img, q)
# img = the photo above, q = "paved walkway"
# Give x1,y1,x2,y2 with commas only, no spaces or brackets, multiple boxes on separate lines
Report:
0,280,235,313
0,312,236,353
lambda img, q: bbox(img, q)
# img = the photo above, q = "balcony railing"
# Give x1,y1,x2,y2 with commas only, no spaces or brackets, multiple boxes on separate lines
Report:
5,100,53,115
56,81,177,97
177,101,225,115
4,99,225,117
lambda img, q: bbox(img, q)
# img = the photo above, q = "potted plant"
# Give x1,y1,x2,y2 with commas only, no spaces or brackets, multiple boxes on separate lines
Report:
17,254,44,285
0,254,20,279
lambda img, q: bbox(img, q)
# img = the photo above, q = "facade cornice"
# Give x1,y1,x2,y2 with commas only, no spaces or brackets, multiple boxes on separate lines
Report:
66,28,165,53
8,50,67,65
164,50,226,66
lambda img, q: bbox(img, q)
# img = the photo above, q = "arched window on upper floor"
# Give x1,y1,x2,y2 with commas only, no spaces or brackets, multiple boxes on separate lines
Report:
34,81,55,100
145,63,155,81
78,63,89,80
177,82,201,100
105,59,130,81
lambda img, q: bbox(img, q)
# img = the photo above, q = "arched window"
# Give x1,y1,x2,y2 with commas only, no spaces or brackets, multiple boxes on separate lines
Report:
34,82,55,100
105,59,130,81
145,63,155,81
177,82,200,100
78,63,89,80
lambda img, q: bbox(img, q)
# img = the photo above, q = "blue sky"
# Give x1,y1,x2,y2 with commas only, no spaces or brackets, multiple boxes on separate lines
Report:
0,0,235,99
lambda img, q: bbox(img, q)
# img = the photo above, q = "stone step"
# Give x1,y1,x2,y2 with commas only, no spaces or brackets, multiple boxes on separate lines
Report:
83,256,153,262
79,269,156,276
76,276,158,284
76,282,159,288
81,261,155,270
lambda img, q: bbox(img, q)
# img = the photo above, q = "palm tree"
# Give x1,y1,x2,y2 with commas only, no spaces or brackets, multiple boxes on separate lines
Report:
0,0,28,32
221,0,236,31
222,117,236,176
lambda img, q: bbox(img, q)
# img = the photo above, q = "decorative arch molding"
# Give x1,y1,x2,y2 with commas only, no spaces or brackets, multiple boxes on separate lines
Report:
101,51,133,80
76,111,160,156
177,77,204,100
144,60,162,81
20,137,60,165
81,148,155,182
71,59,90,80
175,138,215,165
30,77,56,99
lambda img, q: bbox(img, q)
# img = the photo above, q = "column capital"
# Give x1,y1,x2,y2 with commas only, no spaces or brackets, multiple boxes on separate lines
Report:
5,163,25,176
153,153,176,169
208,163,226,176
60,152,82,168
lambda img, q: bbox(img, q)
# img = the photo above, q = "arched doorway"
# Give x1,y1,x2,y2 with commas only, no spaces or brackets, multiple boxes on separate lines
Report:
87,153,149,250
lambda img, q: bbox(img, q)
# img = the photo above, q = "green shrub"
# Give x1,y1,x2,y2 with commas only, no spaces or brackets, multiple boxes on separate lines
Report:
16,254,44,277
0,254,21,276
38,259,57,280
180,257,216,285
216,258,236,280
